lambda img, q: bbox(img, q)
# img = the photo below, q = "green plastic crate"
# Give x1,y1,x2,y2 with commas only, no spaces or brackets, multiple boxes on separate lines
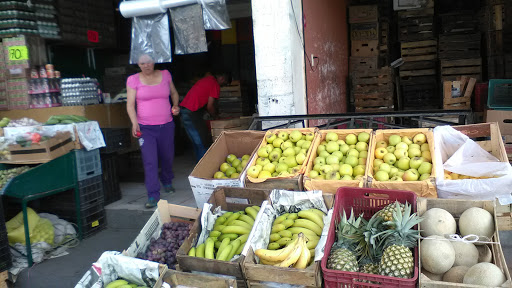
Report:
488,79,512,110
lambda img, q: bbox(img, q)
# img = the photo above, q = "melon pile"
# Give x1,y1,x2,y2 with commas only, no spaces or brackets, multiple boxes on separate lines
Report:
420,207,507,286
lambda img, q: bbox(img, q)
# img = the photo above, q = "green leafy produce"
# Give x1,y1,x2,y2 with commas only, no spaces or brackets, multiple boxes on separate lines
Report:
45,115,89,125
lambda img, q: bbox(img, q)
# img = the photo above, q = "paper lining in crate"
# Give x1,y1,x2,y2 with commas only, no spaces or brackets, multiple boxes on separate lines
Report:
242,190,334,288
176,187,270,287
245,128,319,191
303,129,374,193
417,198,511,287
188,130,265,208
366,128,438,198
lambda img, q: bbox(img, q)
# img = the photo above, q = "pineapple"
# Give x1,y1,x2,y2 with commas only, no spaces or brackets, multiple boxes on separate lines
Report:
326,209,361,272
377,201,405,222
377,202,422,279
347,213,386,268
360,263,380,274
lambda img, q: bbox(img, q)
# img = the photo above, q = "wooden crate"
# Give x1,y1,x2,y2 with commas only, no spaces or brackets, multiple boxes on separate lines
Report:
398,15,435,42
438,33,481,60
163,269,237,288
401,40,437,62
442,77,476,110
0,132,74,164
440,58,482,81
210,117,253,142
350,22,378,41
439,12,480,34
367,128,438,198
488,54,512,79
399,60,437,78
351,40,379,57
349,5,378,23
349,56,379,72
0,271,7,288
352,67,394,92
417,198,511,288
401,81,440,110
220,84,242,98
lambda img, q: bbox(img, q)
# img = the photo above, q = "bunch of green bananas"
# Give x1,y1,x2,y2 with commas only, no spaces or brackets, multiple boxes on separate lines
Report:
45,115,89,125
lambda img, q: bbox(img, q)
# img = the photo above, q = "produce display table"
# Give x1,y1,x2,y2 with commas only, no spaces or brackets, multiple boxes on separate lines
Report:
1,151,83,266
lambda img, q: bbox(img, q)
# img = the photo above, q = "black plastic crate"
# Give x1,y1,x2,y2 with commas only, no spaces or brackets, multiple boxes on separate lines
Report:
100,128,131,154
39,175,104,210
74,149,102,181
0,247,11,272
101,154,121,205
81,209,107,239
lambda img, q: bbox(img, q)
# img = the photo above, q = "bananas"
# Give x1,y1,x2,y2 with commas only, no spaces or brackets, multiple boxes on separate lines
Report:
298,209,325,228
256,233,311,269
255,237,299,261
292,219,322,236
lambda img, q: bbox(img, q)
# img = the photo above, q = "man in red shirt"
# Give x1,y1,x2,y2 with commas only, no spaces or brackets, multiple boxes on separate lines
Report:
180,72,230,161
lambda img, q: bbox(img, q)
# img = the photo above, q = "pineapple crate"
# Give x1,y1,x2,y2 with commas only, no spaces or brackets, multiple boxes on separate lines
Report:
438,33,481,60
450,123,512,231
417,198,511,287
440,58,482,82
400,40,437,62
245,128,319,191
366,128,438,198
303,129,374,193
351,40,379,57
243,193,334,288
321,187,418,288
350,22,379,41
348,5,378,24
439,12,480,34
442,77,476,110
398,15,435,42
349,56,379,72
177,187,271,288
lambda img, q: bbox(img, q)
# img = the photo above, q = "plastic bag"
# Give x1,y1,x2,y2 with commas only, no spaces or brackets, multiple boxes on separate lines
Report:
200,0,231,30
7,207,41,245
130,13,172,64
433,126,512,204
169,4,208,55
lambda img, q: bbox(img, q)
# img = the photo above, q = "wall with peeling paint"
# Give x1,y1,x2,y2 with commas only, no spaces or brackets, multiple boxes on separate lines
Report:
303,0,349,125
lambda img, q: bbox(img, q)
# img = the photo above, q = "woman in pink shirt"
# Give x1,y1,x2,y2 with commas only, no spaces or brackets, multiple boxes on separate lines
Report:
126,54,180,208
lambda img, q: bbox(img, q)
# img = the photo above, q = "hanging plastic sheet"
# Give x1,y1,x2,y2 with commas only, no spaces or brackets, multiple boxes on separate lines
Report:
169,4,208,54
130,13,172,64
200,0,231,30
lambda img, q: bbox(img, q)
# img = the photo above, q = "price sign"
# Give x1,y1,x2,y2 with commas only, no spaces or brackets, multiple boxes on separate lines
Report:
87,30,99,43
8,46,29,61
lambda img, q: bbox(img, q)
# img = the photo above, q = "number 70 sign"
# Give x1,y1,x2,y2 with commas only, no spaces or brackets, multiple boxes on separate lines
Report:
8,46,29,61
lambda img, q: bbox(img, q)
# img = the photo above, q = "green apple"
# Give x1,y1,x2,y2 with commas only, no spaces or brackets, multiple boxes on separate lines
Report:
354,175,364,181
345,155,359,168
325,132,339,142
347,149,359,158
320,165,334,175
326,155,339,165
289,130,302,142
283,147,295,157
402,169,419,181
300,148,307,155
325,171,341,180
337,140,346,146
353,165,365,176
305,132,315,141
340,144,350,155
236,165,243,173
408,144,420,151
266,133,277,144
263,163,276,173
242,154,251,161
413,133,427,145
389,167,399,177
421,143,430,152
386,146,396,154
339,164,353,176
265,144,273,154
419,173,430,181
359,158,367,165
231,172,240,178
345,134,357,145
396,157,411,170
379,163,391,174
269,150,281,162
284,156,298,168
388,135,401,146
349,144,356,149
256,157,270,167
214,171,225,179
341,156,346,163
309,170,319,178
395,142,408,151
272,172,278,177
314,157,326,166
395,171,405,178
374,147,387,159
383,153,396,165
231,159,242,168
277,131,289,141
296,139,305,148
313,163,324,172
279,156,287,163
257,147,269,158
220,162,232,173
375,141,387,149
355,142,368,152
225,167,237,177
296,153,307,165
319,151,331,158
408,148,422,158
226,154,237,163
402,136,413,145
373,159,384,169
276,163,288,173
302,140,312,150
422,151,432,162
409,157,424,170
273,138,284,148
281,140,294,151
418,162,432,175
374,170,390,181
293,146,302,155
394,148,408,160
331,163,340,172
241,159,249,168
317,144,326,155
316,174,326,180
332,151,343,161
341,175,353,180
358,150,368,159
390,176,403,181
302,135,306,140
326,141,340,153
358,132,370,143
258,170,272,179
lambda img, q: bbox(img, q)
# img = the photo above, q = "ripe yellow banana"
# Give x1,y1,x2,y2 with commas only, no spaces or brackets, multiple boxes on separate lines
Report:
287,227,317,238
231,220,253,230
287,213,299,220
271,223,286,233
282,219,295,228
308,208,325,218
245,207,259,220
222,225,251,235
298,210,325,229
274,213,289,225
260,258,281,265
278,230,292,238
292,219,322,236
275,234,305,268
305,236,319,250
255,237,299,262
196,243,205,258
270,233,281,242
239,214,255,225
293,241,311,269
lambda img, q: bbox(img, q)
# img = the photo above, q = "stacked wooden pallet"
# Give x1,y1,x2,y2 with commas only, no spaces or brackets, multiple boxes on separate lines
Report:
485,0,512,79
352,68,394,112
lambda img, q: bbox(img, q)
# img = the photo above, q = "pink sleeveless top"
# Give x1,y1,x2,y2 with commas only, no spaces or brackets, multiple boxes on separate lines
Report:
126,70,173,125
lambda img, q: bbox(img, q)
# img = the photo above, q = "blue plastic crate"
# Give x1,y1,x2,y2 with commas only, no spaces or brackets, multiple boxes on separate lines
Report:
488,79,512,110
74,149,102,181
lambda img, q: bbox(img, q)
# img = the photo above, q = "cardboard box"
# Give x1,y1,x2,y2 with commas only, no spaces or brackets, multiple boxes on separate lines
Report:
189,130,265,208
303,129,374,193
366,128,438,198
417,198,511,288
176,187,270,288
123,200,201,258
486,110,512,136
245,128,319,191
162,270,237,288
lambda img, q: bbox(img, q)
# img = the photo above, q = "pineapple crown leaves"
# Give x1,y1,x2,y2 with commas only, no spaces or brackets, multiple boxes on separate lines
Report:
374,201,423,249
347,213,386,263
334,208,363,249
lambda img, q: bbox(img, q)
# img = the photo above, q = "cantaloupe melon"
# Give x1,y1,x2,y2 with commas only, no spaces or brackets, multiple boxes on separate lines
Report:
463,263,506,286
451,241,478,267
459,207,495,243
421,235,455,274
476,244,492,263
421,208,456,237
443,266,469,283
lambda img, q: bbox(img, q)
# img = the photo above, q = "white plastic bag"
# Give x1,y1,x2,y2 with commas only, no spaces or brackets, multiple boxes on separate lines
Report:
434,126,512,204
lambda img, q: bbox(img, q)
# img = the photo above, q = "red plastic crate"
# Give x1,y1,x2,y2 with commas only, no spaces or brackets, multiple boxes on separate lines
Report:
321,187,419,288
473,82,488,112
